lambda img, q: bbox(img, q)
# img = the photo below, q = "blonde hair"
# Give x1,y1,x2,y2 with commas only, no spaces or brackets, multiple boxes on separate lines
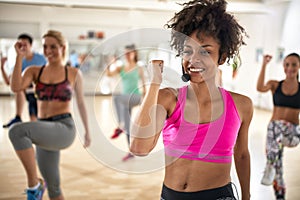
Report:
43,30,68,63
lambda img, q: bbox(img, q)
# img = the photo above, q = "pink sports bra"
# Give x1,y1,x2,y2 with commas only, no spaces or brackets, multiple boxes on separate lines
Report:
162,86,241,163
35,66,72,102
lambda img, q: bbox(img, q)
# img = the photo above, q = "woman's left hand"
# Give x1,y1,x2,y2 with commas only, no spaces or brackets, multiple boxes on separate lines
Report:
83,132,91,148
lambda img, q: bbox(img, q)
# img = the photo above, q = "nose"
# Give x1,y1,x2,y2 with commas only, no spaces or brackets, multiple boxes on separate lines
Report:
188,51,205,65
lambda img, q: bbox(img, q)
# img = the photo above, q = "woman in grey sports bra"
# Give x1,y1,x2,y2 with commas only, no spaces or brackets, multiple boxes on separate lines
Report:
257,53,300,200
8,30,91,200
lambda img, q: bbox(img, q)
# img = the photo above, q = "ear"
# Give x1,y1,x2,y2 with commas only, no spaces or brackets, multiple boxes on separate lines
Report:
218,54,227,65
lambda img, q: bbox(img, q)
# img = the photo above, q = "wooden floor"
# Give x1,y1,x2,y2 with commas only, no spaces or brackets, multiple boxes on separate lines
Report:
0,95,300,200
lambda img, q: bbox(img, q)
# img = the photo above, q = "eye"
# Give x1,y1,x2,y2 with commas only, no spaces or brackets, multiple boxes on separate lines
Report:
182,50,192,55
199,49,209,56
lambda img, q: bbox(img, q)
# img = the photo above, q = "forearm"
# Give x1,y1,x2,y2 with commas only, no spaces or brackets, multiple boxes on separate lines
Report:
105,65,118,77
77,101,89,134
235,153,251,200
1,67,10,85
130,84,162,155
10,55,23,92
133,84,160,135
256,64,267,91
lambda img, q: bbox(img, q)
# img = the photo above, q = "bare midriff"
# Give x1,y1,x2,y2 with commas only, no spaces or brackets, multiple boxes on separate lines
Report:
271,106,300,124
37,101,71,118
163,156,231,192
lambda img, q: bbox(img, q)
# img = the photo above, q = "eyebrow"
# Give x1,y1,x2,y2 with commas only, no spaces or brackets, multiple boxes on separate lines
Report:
184,44,213,48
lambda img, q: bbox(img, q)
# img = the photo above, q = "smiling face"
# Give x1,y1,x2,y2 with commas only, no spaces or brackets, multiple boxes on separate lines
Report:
283,55,300,79
182,32,221,83
42,36,65,64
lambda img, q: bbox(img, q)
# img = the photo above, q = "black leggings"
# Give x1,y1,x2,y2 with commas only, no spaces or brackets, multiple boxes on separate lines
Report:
161,183,237,200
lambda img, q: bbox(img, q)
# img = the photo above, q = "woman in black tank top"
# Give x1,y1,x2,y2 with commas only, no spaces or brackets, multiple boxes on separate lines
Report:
257,53,300,199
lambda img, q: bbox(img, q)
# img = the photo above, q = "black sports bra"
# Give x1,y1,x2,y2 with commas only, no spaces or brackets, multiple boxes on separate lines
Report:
273,80,300,109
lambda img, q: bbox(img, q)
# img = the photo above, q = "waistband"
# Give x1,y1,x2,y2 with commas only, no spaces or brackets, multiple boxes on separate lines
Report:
269,120,299,126
39,113,72,121
161,183,236,200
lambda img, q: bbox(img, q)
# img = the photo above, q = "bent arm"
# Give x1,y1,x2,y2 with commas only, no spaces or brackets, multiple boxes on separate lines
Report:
105,63,121,77
10,54,34,92
256,55,272,92
1,57,10,85
130,84,167,156
130,60,166,156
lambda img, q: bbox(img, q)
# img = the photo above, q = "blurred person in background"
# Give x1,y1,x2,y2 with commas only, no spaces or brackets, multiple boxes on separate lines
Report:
1,33,46,128
257,53,300,200
106,44,146,161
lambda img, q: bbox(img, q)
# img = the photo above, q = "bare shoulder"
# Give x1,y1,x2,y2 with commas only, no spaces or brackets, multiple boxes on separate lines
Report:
267,80,279,92
68,67,82,78
229,91,253,120
158,87,177,101
158,87,178,116
24,65,41,73
68,66,80,74
24,66,42,81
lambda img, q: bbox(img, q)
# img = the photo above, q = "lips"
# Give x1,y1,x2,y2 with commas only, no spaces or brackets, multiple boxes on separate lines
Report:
188,67,205,73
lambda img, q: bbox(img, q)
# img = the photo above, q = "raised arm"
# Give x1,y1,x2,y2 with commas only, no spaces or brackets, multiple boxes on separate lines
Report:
10,41,34,92
233,94,253,200
256,54,274,92
74,69,91,148
130,60,168,156
1,56,10,85
105,57,121,77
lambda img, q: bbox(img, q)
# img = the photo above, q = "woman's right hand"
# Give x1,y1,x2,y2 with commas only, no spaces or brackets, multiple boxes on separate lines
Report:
14,41,27,57
262,54,272,66
147,60,163,85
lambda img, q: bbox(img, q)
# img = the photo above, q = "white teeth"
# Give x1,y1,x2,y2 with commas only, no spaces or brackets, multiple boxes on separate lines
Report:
189,68,205,72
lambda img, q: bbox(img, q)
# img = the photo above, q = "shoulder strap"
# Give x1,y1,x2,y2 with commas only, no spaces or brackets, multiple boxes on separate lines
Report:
178,86,187,102
177,86,187,116
65,66,68,81
37,65,45,82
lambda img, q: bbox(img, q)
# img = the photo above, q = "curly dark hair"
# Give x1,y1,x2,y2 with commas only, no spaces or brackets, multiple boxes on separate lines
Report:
166,0,248,64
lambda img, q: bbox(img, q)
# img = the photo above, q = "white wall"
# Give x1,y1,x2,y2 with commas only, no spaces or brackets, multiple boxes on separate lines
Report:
223,0,291,110
0,3,174,40
1,1,298,110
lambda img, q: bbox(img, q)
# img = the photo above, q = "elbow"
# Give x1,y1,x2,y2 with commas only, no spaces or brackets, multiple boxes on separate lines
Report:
10,85,21,93
10,82,23,92
129,141,152,157
256,86,263,92
256,85,261,91
235,151,250,162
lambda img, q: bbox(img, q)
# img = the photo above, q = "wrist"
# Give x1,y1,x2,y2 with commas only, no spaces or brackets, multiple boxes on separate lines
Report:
16,54,23,61
149,83,161,88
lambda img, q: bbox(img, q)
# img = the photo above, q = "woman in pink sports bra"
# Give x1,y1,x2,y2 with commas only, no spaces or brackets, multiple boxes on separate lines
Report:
9,30,91,200
130,0,253,200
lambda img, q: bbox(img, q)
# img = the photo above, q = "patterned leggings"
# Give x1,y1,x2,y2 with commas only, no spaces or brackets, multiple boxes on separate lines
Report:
266,120,300,196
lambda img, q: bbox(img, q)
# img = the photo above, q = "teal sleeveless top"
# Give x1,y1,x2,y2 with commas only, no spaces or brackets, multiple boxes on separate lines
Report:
120,67,141,95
